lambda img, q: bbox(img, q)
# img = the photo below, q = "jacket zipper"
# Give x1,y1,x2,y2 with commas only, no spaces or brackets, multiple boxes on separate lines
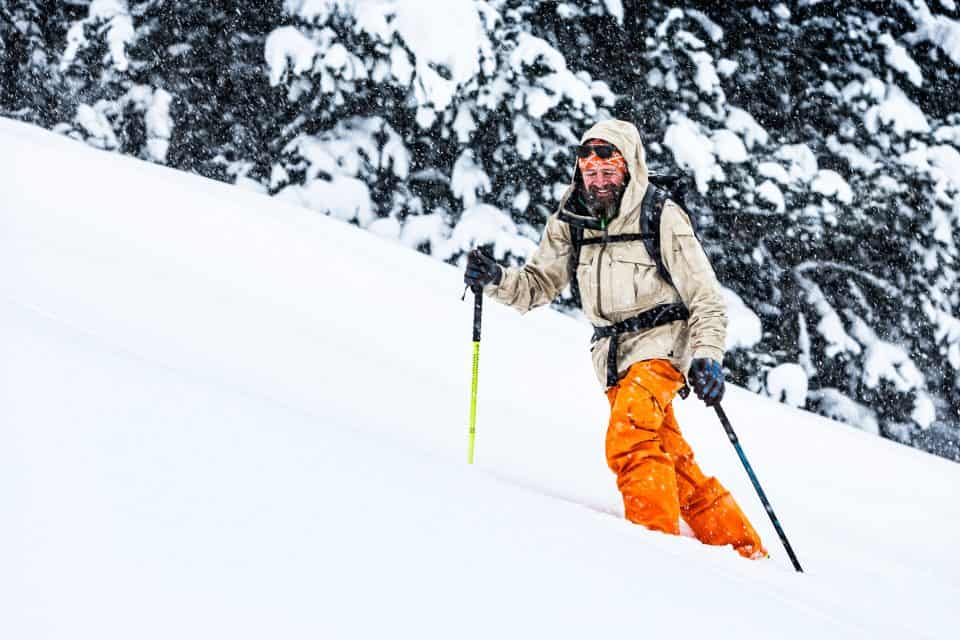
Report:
597,215,608,319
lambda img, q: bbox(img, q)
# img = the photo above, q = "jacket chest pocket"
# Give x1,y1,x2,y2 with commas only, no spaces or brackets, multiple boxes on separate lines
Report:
606,245,662,313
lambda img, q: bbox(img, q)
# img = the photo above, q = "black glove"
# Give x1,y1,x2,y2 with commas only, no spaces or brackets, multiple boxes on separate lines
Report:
689,358,725,406
464,248,502,288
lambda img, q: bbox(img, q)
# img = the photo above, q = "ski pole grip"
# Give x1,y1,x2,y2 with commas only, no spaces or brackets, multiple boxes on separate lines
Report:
472,286,482,342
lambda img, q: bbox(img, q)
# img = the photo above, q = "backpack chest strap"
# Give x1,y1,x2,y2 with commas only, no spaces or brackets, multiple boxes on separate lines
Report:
578,233,653,246
592,302,689,388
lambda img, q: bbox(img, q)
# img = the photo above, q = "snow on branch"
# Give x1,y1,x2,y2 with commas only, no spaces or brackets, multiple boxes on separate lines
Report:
849,316,926,395
264,26,320,86
437,204,537,263
797,277,862,358
663,115,724,193
903,2,960,67
878,33,924,87
794,261,901,299
61,0,135,72
923,299,960,368
808,388,881,435
509,33,596,119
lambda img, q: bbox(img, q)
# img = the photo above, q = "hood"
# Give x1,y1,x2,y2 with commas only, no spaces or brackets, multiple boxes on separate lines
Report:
560,119,650,229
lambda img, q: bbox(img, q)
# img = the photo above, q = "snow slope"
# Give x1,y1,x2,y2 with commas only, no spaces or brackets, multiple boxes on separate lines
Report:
1,118,958,638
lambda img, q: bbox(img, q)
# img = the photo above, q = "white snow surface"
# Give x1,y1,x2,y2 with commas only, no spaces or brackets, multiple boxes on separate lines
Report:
2,119,959,639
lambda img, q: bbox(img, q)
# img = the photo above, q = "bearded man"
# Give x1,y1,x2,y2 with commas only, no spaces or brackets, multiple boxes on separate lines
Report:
463,119,766,559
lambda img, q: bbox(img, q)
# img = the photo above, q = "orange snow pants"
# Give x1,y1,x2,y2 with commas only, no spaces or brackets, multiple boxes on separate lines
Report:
605,359,767,559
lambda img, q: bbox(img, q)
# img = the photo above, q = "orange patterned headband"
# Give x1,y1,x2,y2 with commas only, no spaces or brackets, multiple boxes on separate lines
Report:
577,149,627,175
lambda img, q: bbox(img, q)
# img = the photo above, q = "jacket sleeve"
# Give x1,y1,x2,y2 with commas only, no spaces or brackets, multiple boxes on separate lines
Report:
660,201,727,363
483,214,573,314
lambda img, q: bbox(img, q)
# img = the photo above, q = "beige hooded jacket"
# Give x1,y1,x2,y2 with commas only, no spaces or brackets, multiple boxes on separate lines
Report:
484,119,727,389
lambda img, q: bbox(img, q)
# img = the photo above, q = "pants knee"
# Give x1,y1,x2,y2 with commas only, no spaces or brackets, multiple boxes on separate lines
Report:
620,458,681,534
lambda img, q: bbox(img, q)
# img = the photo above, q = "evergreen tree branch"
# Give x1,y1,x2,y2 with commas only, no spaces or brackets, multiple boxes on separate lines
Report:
793,261,902,299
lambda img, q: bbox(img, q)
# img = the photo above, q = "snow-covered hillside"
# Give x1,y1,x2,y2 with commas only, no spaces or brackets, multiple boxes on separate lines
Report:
2,119,958,639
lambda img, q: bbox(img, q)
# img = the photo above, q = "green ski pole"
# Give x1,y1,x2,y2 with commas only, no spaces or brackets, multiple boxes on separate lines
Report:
467,285,482,464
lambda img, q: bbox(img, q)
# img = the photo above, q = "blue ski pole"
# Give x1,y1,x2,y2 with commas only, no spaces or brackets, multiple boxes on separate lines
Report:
714,403,803,572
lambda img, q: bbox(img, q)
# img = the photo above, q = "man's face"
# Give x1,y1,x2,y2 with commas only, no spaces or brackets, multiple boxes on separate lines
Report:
578,139,628,214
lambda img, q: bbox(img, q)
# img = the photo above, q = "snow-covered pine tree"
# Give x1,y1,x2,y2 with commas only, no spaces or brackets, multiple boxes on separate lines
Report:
53,0,283,181
713,0,960,449
607,1,960,449
53,0,151,155
130,0,285,182
265,0,617,284
262,0,413,232
438,0,620,271
0,0,76,126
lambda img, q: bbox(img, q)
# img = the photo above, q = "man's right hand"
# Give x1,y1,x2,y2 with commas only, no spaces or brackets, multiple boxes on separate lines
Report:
464,248,503,288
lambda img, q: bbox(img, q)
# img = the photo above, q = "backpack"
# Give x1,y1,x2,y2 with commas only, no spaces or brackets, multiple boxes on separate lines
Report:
565,174,697,309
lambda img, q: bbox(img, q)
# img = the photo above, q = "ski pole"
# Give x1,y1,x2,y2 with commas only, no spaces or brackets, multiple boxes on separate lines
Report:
714,403,803,573
467,285,482,464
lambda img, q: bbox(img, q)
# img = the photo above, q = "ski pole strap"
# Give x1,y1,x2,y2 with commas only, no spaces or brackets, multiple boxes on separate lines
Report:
591,302,689,387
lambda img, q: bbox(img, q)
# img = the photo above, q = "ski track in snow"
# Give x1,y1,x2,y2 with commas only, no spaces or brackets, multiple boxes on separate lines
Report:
2,118,958,639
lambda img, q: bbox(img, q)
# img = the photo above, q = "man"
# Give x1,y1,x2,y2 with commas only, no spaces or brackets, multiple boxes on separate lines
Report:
464,119,766,559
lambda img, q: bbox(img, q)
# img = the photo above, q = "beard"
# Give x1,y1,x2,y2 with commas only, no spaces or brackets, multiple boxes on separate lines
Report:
583,182,626,219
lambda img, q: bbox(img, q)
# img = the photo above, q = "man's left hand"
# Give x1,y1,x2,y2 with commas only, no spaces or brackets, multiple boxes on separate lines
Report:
689,358,725,406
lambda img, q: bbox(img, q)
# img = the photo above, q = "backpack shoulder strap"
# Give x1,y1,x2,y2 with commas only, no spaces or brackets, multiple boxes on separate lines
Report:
640,184,676,290
568,223,584,309
564,183,680,309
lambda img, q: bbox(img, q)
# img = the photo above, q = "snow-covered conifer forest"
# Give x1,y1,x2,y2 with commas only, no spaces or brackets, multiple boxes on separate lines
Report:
3,0,960,460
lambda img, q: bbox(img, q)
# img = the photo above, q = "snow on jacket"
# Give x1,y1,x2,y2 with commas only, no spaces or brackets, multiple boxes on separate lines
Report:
483,119,727,389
